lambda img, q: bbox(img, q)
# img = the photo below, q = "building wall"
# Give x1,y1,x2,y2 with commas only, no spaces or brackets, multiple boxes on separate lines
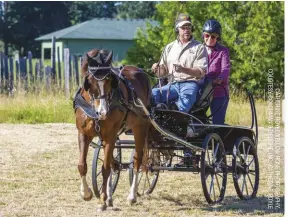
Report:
41,41,63,62
63,39,133,62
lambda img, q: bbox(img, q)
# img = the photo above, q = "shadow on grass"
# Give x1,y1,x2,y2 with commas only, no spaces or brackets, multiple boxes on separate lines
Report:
160,193,284,215
202,196,284,215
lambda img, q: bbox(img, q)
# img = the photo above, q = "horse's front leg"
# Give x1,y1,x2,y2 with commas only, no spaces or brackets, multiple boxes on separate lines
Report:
97,137,116,211
127,120,149,205
78,132,93,201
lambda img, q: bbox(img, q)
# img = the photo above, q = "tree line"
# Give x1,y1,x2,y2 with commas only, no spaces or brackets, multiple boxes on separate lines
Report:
124,1,284,97
0,1,156,56
0,1,284,97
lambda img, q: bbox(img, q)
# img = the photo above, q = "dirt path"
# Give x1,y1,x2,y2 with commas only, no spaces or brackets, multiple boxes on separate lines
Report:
0,124,284,217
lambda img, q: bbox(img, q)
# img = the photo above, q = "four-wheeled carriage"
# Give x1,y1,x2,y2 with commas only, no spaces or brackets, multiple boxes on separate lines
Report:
90,77,259,204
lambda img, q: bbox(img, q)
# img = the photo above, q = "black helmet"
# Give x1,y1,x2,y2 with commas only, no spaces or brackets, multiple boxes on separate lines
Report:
203,19,222,35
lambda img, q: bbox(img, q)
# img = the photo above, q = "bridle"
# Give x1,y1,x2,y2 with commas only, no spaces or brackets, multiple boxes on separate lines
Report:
87,65,115,115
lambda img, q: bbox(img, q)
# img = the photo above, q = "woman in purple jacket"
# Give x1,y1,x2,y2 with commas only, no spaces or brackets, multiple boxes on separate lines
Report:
202,20,230,125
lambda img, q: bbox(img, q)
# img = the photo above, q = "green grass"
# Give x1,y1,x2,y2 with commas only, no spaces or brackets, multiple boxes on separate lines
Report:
0,91,75,124
0,92,272,126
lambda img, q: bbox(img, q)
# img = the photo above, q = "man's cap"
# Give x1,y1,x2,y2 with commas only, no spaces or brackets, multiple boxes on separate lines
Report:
175,13,192,28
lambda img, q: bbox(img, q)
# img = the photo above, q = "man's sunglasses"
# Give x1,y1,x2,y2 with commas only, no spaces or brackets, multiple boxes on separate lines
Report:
204,33,218,40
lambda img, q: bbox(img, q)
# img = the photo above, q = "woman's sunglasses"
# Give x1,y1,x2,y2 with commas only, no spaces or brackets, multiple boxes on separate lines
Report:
204,33,218,40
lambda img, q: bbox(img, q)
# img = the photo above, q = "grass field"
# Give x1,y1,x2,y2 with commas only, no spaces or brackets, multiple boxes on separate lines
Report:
0,92,270,127
0,124,284,217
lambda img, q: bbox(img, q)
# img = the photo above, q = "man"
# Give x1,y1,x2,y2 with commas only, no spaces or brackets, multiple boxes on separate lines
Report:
151,13,208,113
151,14,208,167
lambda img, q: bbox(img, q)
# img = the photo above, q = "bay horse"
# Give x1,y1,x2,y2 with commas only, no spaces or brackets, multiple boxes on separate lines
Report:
74,49,151,211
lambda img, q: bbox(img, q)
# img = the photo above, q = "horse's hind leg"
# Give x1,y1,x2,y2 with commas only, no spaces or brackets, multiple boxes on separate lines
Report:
78,132,93,201
127,119,149,205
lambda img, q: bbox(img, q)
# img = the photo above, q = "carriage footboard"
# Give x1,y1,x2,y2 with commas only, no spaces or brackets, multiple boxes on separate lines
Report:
136,99,204,152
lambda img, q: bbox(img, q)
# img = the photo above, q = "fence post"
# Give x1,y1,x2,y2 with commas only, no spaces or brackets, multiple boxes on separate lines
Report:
57,46,61,87
0,52,3,93
9,57,14,95
64,48,70,98
4,55,8,94
51,36,56,80
45,66,52,92
28,51,33,86
15,59,19,89
73,55,79,86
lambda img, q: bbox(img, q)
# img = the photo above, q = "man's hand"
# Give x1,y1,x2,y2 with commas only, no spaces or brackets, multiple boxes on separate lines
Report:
151,63,159,73
173,64,184,73
151,63,167,77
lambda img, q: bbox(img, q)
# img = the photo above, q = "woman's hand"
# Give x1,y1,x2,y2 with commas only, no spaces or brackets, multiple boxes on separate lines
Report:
213,77,223,84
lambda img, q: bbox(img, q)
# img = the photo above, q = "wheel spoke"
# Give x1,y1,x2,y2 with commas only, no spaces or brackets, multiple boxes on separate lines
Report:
248,157,255,167
241,174,245,194
207,147,211,165
213,143,220,163
247,173,254,190
246,145,251,163
244,176,249,197
138,171,144,186
215,174,221,193
212,139,215,163
98,158,104,163
209,174,214,196
242,142,246,161
99,183,103,192
212,175,216,201
96,170,102,177
217,173,224,179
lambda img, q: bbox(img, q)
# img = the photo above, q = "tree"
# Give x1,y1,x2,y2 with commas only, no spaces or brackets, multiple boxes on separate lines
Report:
68,2,117,25
116,1,157,19
124,1,284,97
3,1,71,56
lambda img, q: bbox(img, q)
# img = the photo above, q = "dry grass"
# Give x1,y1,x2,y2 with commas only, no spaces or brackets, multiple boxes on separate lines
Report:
0,124,284,217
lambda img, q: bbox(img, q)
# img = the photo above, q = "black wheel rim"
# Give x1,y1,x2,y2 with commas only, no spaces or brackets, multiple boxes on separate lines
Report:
233,137,259,200
92,146,121,198
201,134,227,204
129,149,159,196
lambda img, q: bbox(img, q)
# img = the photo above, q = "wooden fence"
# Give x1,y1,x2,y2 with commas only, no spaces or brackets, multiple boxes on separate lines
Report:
0,47,81,97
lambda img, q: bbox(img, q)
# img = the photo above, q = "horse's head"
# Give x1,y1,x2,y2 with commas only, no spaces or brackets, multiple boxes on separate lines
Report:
82,49,118,120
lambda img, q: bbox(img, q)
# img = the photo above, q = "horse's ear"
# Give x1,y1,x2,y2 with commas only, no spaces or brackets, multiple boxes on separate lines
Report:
83,75,90,91
105,51,113,65
86,53,92,64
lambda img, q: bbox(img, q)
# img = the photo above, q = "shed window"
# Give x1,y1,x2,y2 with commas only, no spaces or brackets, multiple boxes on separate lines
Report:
44,48,51,59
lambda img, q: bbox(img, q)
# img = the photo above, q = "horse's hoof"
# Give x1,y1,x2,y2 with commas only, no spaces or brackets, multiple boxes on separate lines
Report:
127,198,137,206
81,188,93,201
106,198,113,207
97,203,107,212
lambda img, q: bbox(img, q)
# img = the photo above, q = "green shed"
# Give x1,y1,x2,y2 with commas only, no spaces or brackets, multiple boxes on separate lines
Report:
35,18,157,62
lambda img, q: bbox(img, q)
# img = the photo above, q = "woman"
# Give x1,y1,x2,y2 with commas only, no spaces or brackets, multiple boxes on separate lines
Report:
203,19,231,125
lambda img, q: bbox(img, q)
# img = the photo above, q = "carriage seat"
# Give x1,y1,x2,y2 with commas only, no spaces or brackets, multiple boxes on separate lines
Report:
192,77,213,109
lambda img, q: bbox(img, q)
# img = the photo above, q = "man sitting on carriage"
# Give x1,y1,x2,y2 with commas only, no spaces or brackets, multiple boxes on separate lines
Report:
151,14,208,115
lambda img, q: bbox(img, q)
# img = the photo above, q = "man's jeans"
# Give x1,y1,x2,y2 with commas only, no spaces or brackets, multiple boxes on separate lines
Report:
152,81,199,113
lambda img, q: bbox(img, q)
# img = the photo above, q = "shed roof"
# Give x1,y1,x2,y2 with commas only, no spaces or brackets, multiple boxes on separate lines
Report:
35,18,157,41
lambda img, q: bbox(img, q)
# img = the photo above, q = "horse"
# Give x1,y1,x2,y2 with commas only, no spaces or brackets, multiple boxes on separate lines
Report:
74,49,151,211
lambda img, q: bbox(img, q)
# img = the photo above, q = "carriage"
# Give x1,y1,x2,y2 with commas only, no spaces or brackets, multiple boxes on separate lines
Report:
89,75,259,204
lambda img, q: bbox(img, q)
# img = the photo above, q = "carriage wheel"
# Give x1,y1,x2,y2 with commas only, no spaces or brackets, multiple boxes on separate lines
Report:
201,133,227,204
232,137,259,200
129,149,159,196
91,141,121,198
